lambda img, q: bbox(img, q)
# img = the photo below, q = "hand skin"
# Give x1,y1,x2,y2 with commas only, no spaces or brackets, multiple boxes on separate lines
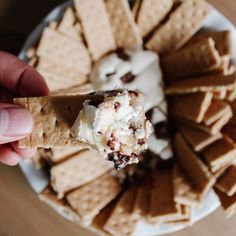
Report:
0,51,49,165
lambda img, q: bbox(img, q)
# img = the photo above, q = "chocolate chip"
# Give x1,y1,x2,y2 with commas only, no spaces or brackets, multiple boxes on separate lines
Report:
154,121,171,139
120,72,135,83
145,108,154,122
116,49,130,61
114,102,120,111
138,139,146,145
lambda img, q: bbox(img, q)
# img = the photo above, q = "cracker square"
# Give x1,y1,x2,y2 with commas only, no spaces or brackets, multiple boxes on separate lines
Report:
174,133,215,195
169,92,213,123
36,27,91,75
105,0,142,49
216,165,236,196
161,37,221,83
74,0,116,61
146,0,212,55
176,122,222,152
104,187,139,236
66,173,121,224
50,149,112,198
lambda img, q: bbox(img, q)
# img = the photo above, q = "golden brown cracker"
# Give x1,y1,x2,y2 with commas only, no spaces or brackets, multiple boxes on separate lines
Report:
74,0,116,61
105,0,142,49
146,0,213,55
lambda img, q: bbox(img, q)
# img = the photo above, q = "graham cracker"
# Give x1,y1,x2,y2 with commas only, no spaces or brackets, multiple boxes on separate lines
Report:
202,136,236,171
57,7,82,41
66,173,121,224
14,94,102,148
36,27,91,75
74,0,116,61
216,165,236,196
146,0,212,55
105,0,142,49
48,146,87,164
174,133,215,195
35,57,88,91
173,164,202,207
104,187,139,236
222,125,236,143
229,99,236,125
187,30,233,57
39,187,80,222
32,149,48,169
52,83,94,96
203,99,232,126
136,0,173,38
214,188,236,218
149,168,182,223
161,37,221,83
166,74,236,95
176,122,222,152
169,92,213,123
50,149,111,198
92,201,116,236
133,180,150,218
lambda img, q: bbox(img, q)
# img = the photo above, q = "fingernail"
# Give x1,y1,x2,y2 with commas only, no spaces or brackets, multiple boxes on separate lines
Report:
0,108,33,137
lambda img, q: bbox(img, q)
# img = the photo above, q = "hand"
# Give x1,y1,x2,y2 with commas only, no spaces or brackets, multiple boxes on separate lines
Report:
0,51,49,165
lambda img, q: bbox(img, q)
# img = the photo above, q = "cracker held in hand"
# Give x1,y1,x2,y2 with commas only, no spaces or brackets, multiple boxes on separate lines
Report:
146,0,212,55
135,0,173,38
51,149,111,198
161,37,221,83
74,0,116,61
36,27,91,75
104,187,139,236
66,173,121,224
166,74,236,95
105,0,142,49
169,92,213,123
174,133,215,195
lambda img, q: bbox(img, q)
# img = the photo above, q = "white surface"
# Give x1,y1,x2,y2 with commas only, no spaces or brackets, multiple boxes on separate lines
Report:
18,1,236,235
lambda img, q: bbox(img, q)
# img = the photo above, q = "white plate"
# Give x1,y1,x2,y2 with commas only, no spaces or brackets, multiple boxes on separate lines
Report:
18,1,236,235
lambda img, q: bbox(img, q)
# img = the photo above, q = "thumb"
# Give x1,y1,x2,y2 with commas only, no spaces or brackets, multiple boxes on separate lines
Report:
0,106,33,144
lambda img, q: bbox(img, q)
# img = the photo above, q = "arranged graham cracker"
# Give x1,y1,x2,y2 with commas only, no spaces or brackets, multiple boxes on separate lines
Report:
214,188,236,218
169,92,213,123
146,0,212,55
39,187,80,223
161,37,221,83
104,187,139,236
48,146,87,163
216,165,236,196
202,136,236,171
222,125,236,143
203,99,232,126
229,99,236,125
50,149,111,198
14,94,102,148
176,122,222,152
166,74,236,95
35,57,88,91
74,0,116,61
174,133,215,195
133,180,150,218
57,7,82,41
136,0,173,38
149,168,181,223
52,83,94,96
92,201,116,236
173,164,202,207
66,173,121,223
105,0,142,49
187,30,233,57
36,27,91,75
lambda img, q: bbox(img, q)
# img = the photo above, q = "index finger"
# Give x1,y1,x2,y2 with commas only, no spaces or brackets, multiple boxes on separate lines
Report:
0,51,49,97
